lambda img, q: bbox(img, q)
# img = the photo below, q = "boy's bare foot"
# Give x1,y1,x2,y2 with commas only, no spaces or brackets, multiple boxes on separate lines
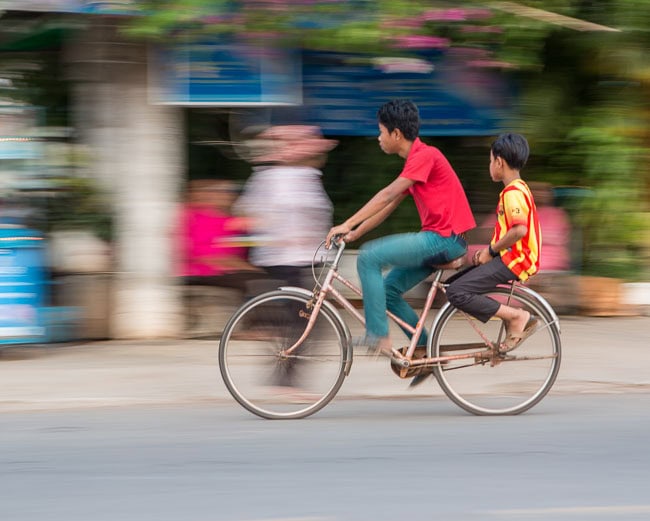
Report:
506,310,531,338
501,311,539,352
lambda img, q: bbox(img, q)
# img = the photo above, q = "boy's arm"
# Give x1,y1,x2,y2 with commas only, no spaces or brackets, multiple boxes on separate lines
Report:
474,188,530,265
473,224,527,265
326,176,413,245
344,193,406,242
491,224,527,253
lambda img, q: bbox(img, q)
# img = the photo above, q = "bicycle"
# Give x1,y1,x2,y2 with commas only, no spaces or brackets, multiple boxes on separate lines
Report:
218,240,561,419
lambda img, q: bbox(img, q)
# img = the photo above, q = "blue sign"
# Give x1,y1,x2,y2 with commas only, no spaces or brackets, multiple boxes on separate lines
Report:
155,42,510,135
300,51,510,136
153,42,301,106
0,229,46,344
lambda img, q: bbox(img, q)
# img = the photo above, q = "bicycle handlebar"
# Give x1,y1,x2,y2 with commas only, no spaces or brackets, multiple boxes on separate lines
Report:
328,235,347,250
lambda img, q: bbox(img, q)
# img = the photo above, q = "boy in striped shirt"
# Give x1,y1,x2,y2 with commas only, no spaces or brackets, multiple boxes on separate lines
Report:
446,133,541,351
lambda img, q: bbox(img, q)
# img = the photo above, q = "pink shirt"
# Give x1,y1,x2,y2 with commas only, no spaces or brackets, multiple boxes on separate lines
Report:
399,138,476,237
536,206,570,271
178,205,247,277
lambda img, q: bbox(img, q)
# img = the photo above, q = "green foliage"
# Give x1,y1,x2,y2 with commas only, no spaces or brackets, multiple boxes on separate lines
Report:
96,1,650,280
44,177,114,242
7,0,648,280
565,123,647,279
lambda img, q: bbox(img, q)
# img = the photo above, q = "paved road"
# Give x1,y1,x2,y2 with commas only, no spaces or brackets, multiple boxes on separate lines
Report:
0,316,648,412
2,395,650,521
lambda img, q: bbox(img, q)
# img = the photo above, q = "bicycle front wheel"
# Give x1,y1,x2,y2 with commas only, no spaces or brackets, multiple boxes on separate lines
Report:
219,290,348,419
431,287,561,415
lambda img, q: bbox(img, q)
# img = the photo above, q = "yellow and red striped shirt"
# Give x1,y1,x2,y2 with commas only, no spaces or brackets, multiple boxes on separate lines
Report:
491,179,541,281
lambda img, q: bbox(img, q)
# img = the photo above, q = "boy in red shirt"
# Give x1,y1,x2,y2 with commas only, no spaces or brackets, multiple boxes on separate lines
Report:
327,99,476,357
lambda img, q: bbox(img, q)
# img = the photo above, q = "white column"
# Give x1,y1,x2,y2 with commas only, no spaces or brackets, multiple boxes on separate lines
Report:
66,22,184,338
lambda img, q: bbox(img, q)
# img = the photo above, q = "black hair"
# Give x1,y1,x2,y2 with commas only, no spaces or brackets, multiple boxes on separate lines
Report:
491,133,529,170
377,99,420,141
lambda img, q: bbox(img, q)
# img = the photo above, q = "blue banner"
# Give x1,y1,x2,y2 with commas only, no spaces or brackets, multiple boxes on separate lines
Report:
155,43,511,135
152,42,301,106
300,51,510,136
0,229,47,344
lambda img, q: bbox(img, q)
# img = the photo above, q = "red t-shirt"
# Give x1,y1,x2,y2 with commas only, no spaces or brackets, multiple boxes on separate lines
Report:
399,138,476,237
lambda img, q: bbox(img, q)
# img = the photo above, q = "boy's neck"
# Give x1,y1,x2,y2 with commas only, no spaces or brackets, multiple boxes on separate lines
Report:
502,169,521,186
398,138,415,159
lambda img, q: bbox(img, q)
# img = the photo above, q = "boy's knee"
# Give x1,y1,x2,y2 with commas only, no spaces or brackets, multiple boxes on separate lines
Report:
385,281,401,303
445,282,463,308
357,246,378,271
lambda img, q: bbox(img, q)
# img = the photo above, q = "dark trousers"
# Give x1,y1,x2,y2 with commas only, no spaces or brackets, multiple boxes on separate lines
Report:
446,257,518,323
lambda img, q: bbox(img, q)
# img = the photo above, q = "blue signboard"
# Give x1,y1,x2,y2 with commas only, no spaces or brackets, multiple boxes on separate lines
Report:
152,42,301,106
0,229,46,344
155,42,510,135
300,51,510,136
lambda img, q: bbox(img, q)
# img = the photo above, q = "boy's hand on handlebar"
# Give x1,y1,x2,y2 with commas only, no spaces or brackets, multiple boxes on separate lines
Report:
326,223,351,248
343,228,362,243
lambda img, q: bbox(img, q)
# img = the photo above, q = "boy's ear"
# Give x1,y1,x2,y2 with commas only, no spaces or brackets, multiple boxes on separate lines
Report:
392,128,404,140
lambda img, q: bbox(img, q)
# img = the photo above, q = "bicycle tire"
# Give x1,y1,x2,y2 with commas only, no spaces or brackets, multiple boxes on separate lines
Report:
430,287,561,415
219,290,348,419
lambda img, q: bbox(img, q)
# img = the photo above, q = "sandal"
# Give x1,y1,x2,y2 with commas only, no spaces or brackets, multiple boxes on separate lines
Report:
500,315,539,352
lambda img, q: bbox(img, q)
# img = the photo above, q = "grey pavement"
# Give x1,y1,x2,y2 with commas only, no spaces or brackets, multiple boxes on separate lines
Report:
0,316,649,412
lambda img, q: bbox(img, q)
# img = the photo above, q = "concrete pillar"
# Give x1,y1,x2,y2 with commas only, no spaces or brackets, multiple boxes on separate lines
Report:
66,22,184,338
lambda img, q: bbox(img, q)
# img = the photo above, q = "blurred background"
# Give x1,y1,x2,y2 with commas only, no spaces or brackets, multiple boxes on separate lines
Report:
0,0,648,341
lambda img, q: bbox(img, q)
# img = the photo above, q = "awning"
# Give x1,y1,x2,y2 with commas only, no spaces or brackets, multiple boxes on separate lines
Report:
0,1,137,15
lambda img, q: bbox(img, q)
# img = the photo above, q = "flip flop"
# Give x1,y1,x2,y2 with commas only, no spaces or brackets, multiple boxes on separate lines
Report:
500,315,539,352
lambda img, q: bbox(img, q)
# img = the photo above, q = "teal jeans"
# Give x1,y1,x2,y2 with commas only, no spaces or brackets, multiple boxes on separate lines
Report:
357,232,467,343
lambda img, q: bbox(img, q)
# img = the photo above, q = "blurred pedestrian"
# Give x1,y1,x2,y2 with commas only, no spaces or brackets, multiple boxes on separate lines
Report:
236,125,336,291
177,179,261,292
528,181,570,272
235,125,336,391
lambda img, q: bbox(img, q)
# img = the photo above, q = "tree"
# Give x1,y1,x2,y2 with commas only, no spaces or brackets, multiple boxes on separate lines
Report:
127,0,650,279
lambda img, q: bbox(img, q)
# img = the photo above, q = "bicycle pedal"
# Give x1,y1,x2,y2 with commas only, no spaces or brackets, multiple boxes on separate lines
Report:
391,357,410,368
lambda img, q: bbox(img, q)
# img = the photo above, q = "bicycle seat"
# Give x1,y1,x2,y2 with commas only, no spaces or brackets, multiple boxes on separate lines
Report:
431,253,468,270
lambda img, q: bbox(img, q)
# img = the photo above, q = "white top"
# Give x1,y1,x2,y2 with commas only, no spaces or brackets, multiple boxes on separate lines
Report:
235,165,333,267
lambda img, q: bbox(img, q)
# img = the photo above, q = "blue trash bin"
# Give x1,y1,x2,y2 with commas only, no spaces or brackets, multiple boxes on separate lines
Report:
0,227,47,345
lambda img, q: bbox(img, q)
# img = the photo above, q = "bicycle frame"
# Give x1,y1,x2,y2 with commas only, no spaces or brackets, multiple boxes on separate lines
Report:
281,241,530,374
219,240,562,419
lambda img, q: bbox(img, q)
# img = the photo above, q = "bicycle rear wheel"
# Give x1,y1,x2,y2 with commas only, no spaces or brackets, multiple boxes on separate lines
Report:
431,287,561,415
219,290,348,419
